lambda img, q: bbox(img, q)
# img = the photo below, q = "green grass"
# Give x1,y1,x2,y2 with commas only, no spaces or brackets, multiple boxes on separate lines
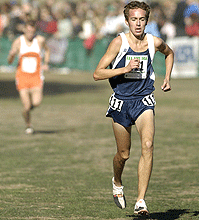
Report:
0,71,199,219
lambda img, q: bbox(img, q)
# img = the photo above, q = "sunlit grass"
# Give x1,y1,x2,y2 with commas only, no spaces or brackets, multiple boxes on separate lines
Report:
0,71,198,219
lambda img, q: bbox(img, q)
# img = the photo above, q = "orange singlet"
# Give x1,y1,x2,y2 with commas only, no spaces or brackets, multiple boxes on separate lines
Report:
16,35,44,91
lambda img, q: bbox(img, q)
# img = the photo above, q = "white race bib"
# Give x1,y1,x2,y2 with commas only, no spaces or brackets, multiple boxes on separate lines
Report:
125,55,148,79
142,94,156,106
21,57,37,73
109,94,123,112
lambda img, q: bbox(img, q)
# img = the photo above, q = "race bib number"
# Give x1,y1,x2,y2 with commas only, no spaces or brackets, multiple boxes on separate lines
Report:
21,57,37,73
125,55,148,79
109,94,123,112
142,94,156,106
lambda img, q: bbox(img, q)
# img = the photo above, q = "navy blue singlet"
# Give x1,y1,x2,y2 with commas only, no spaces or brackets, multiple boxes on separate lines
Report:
109,33,155,100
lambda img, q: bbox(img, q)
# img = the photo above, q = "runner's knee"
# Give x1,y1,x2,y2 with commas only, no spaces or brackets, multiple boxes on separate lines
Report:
32,102,40,108
142,140,153,154
119,150,130,161
32,99,42,108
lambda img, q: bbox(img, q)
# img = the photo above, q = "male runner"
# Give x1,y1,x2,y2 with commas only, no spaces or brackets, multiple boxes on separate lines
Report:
93,1,174,215
8,20,50,134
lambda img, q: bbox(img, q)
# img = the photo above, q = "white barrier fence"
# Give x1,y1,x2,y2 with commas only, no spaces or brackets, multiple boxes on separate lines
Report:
167,37,199,78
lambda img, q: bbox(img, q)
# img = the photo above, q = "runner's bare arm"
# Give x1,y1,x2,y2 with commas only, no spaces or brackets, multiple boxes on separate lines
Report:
154,36,174,92
93,36,134,81
7,38,20,64
42,38,50,66
38,36,50,70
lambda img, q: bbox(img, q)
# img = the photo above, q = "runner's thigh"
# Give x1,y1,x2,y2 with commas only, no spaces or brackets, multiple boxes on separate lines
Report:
112,120,131,153
135,109,155,143
30,87,43,106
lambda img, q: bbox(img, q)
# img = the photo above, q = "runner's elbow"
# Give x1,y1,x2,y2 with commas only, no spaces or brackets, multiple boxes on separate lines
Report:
7,57,12,64
93,72,100,81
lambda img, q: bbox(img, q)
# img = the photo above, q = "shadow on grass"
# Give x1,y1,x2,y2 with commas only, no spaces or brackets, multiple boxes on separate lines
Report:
127,209,199,219
34,129,67,134
0,80,103,99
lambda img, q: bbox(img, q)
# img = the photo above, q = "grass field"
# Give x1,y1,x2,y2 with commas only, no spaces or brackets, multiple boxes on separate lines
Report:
0,70,198,220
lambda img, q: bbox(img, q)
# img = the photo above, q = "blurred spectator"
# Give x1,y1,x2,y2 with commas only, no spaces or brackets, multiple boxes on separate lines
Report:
100,2,126,38
71,15,82,38
172,0,187,36
159,0,177,41
162,0,176,22
7,3,31,40
115,2,129,33
54,10,73,39
50,0,73,20
145,2,161,37
46,8,72,65
185,13,199,36
184,0,199,18
183,0,199,36
0,3,11,37
44,0,55,17
1,0,198,42
145,1,176,41
76,2,98,54
31,6,40,21
159,14,176,41
79,13,95,40
36,6,57,38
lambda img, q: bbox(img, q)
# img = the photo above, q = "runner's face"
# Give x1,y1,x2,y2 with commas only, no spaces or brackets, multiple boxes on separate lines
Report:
25,25,36,41
126,8,147,37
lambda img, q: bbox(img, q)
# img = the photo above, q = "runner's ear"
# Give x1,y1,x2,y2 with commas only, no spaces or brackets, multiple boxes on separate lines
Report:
125,19,129,27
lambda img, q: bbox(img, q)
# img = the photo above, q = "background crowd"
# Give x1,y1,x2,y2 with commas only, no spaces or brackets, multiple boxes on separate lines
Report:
0,0,198,44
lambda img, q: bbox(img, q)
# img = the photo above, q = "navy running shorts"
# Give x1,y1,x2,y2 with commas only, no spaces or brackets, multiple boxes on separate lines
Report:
106,93,156,127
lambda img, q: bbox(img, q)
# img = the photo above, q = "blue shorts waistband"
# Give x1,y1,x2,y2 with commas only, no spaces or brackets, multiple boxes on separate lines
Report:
114,93,153,101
